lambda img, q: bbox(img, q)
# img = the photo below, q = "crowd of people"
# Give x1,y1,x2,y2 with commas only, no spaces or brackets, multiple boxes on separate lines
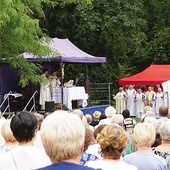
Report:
0,103,170,170
113,84,165,118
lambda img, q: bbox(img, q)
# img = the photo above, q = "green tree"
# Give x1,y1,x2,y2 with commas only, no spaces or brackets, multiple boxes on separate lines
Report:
40,0,169,92
144,0,170,63
0,0,91,87
42,0,147,88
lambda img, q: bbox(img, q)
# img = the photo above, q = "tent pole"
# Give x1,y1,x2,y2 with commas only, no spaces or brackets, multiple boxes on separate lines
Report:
86,63,89,79
60,60,64,109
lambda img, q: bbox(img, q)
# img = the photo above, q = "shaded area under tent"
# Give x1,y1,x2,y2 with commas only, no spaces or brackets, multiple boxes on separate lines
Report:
0,37,107,113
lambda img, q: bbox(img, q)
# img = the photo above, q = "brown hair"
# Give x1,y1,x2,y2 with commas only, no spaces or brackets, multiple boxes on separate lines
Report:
97,124,127,160
84,126,94,151
94,124,107,140
34,113,44,130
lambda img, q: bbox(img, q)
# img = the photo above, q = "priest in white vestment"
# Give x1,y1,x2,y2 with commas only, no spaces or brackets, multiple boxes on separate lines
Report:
145,86,155,107
49,71,61,104
39,69,51,110
126,85,136,116
145,86,156,115
155,88,164,118
135,88,145,118
113,87,126,114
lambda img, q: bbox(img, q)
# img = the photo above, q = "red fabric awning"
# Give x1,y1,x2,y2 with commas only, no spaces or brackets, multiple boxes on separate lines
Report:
119,64,170,85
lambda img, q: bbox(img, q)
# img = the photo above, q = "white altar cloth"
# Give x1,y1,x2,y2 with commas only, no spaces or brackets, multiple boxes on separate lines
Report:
63,86,87,110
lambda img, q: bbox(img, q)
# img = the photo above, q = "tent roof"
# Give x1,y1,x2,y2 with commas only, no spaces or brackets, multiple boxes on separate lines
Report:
119,64,170,85
23,38,107,63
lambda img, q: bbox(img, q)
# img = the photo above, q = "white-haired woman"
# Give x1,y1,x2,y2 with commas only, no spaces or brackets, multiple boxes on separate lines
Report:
123,123,167,170
152,120,170,168
38,110,98,170
0,119,17,154
91,111,101,127
98,106,116,125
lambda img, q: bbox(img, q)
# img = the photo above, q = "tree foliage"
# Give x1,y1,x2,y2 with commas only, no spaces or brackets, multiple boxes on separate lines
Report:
0,0,92,87
1,0,169,89
40,0,169,90
41,0,147,86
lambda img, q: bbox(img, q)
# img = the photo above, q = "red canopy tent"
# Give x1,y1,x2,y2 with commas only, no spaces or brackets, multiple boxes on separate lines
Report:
119,64,170,85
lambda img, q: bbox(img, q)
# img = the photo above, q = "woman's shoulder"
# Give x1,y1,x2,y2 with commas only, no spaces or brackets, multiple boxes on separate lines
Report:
152,147,170,159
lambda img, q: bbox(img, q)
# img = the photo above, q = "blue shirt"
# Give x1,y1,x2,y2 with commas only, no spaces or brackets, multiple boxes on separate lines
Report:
37,162,101,170
123,152,168,170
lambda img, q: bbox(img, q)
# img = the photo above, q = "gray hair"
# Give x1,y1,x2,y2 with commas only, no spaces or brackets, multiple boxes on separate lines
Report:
72,109,83,119
105,106,116,118
159,120,170,141
143,116,158,130
112,114,124,127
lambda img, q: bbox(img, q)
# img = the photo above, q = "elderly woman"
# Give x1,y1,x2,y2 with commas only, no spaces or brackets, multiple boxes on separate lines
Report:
85,124,137,170
152,120,170,168
80,126,98,165
91,111,101,127
38,111,98,170
0,114,6,146
86,124,107,159
123,123,167,170
0,119,17,154
143,116,161,147
98,106,116,125
85,114,94,131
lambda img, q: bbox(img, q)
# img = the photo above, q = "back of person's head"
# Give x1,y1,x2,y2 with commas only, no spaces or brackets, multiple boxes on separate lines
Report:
143,116,158,130
0,114,6,130
10,111,38,143
133,123,156,147
141,111,154,122
85,114,92,124
72,109,83,119
122,110,130,119
99,114,107,120
159,106,169,117
112,114,124,127
97,124,127,160
144,106,153,113
159,120,170,141
84,126,94,152
1,119,16,142
152,133,162,147
34,113,44,130
124,118,136,132
93,111,101,120
93,124,107,140
40,110,85,163
81,115,87,125
105,106,116,118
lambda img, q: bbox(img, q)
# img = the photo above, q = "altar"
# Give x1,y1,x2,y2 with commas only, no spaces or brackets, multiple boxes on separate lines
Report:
63,86,88,110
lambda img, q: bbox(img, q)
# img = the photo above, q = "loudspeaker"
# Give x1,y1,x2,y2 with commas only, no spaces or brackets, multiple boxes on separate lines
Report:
45,101,55,112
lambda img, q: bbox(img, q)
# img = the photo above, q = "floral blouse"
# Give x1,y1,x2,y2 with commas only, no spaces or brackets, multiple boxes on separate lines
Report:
151,147,170,159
